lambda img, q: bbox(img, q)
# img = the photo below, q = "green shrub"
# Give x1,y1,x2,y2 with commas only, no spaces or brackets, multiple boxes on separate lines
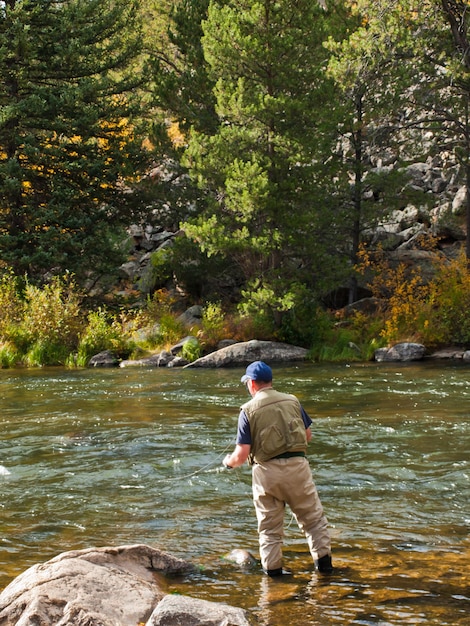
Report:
239,279,292,323
308,327,361,362
0,270,24,341
0,274,84,366
278,302,332,349
181,337,202,362
347,312,388,359
142,289,177,322
198,302,226,349
301,307,387,362
0,324,30,355
239,279,331,346
154,313,186,347
138,291,186,349
22,276,83,351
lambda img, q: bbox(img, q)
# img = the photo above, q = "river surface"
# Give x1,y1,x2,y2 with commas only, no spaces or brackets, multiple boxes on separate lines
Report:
0,361,468,624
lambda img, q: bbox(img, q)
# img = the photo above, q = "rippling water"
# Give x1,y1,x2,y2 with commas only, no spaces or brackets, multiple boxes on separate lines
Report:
0,361,468,624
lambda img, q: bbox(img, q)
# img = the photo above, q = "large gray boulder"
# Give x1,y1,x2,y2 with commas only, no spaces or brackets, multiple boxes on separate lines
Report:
375,342,426,362
185,339,308,368
0,544,193,626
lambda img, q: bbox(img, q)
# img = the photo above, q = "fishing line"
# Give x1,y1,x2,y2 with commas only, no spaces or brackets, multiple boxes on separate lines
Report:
151,440,236,485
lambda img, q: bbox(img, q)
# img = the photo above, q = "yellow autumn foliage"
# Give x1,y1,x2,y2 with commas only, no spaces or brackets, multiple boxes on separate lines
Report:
356,242,470,346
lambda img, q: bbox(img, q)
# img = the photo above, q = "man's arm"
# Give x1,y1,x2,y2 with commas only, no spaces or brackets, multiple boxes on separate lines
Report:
223,409,251,468
223,444,251,469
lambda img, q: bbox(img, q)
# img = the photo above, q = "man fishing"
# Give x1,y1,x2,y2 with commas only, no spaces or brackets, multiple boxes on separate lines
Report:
223,361,333,576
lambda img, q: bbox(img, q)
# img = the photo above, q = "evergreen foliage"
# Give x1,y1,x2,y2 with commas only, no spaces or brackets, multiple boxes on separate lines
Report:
0,0,153,284
149,0,218,135
132,0,218,242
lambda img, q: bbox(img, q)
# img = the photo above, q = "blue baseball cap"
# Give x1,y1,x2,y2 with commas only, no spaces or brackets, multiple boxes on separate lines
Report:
241,361,273,383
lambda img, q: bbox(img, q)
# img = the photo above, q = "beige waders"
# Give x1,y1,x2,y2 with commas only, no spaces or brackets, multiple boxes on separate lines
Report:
252,456,331,572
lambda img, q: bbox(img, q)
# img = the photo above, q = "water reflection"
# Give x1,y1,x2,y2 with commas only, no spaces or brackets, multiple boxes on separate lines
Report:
0,362,468,624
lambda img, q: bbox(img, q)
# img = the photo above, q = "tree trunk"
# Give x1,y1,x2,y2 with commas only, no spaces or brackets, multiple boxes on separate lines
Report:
349,91,364,305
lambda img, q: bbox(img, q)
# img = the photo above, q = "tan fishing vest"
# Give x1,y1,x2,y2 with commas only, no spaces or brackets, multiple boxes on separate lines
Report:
241,388,307,465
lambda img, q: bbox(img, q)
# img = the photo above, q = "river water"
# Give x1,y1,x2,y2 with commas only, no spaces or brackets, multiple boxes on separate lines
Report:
0,361,468,625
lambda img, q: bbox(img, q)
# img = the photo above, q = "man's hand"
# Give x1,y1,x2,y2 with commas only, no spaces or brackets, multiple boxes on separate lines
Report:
222,444,250,469
223,455,233,469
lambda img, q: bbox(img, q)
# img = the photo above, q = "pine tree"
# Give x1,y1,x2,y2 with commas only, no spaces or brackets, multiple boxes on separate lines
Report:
149,0,218,135
0,0,151,284
181,0,343,326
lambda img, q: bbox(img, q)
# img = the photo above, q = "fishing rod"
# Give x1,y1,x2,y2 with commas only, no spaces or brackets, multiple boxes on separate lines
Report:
151,441,236,485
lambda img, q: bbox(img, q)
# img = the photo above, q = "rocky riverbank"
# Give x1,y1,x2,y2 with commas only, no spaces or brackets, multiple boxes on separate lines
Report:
88,338,470,369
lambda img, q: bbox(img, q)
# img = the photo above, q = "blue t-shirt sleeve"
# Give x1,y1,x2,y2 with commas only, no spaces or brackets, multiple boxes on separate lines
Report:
301,406,312,428
236,410,252,445
236,405,312,445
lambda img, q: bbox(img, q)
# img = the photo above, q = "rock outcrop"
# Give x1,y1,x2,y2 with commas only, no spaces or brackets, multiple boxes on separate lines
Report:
427,347,469,360
105,151,468,307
